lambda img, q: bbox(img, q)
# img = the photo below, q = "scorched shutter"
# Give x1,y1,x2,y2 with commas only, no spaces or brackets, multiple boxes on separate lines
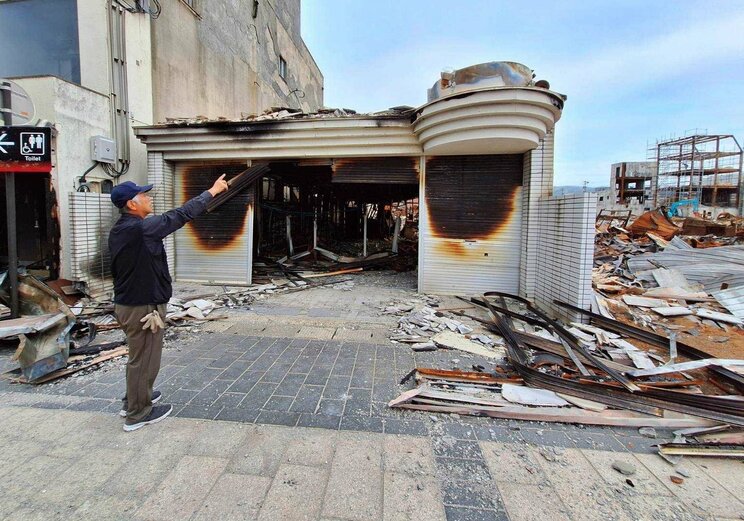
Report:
420,154,523,294
174,162,254,284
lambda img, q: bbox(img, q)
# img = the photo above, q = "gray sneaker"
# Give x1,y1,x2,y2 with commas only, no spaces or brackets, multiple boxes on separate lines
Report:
123,404,173,432
119,390,162,417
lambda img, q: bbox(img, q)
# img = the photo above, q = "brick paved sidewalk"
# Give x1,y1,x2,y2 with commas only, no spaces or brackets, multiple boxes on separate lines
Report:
1,277,742,520
2,403,740,521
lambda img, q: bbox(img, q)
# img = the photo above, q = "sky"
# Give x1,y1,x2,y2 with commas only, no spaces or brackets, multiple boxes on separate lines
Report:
301,0,744,187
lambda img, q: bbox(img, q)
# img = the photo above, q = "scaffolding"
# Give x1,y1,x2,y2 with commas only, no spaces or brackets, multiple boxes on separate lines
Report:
651,133,743,214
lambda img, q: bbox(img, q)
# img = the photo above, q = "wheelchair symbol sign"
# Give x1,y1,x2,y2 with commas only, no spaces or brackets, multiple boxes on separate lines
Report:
20,132,45,156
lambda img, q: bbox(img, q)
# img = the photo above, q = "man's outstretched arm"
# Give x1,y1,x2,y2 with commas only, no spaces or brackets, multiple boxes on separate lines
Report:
143,174,229,240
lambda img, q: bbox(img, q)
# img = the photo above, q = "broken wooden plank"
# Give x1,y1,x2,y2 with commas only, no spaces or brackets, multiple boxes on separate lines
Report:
390,401,716,428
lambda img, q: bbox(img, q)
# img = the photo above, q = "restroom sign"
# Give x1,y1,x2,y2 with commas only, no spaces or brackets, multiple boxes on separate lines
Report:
0,126,52,173
20,131,45,156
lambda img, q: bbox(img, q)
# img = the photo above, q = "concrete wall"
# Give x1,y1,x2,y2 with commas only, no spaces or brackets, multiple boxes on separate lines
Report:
534,193,597,323
13,77,111,280
151,0,323,123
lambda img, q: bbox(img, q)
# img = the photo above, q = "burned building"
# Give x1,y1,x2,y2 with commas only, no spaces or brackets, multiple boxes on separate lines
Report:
134,62,598,320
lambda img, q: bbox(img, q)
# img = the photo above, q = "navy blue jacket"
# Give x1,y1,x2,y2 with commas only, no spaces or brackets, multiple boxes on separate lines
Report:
109,191,213,305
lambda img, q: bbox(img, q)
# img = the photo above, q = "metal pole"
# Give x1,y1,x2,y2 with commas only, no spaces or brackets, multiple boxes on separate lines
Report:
6,173,19,318
1,80,12,125
363,207,368,258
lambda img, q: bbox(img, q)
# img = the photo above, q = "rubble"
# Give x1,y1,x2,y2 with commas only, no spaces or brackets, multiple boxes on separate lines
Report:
389,208,744,458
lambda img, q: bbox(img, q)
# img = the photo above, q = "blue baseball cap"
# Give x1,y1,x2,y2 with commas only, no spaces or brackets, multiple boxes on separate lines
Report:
111,181,153,208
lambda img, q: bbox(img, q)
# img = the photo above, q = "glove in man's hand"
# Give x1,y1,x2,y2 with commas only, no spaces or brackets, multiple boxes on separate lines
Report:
140,310,165,333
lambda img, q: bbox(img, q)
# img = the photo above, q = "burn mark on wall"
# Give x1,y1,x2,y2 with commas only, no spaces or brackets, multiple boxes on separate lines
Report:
332,157,419,184
180,163,253,251
425,154,523,241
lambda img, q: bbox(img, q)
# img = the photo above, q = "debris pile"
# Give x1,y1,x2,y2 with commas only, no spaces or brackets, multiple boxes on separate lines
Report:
386,302,504,358
390,292,744,440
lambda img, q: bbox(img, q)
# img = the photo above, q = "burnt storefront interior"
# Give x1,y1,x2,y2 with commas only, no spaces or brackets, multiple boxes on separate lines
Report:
173,158,420,283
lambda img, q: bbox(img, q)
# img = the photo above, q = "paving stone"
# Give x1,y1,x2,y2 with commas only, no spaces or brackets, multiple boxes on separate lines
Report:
257,464,328,521
497,482,571,521
101,444,183,497
481,442,549,485
443,506,509,521
297,413,341,430
383,472,446,521
435,457,492,484
264,395,294,411
519,428,576,449
39,448,133,506
283,429,337,466
73,492,141,520
440,481,503,510
635,452,744,518
340,415,384,433
688,456,744,500
228,425,292,477
289,384,324,413
256,410,300,427
383,435,437,477
382,418,428,436
216,407,259,424
323,436,383,520
177,404,223,420
136,455,228,520
583,450,669,496
192,473,271,521
186,420,251,457
433,438,484,460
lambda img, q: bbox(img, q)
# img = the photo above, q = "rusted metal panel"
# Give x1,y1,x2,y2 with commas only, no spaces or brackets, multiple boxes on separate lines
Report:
421,154,523,294
331,157,419,184
174,162,254,284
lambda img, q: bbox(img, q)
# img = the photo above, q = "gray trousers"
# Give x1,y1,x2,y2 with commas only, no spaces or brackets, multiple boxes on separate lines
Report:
114,303,166,423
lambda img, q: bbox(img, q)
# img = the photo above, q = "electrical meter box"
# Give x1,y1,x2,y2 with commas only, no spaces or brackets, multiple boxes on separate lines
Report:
90,136,117,164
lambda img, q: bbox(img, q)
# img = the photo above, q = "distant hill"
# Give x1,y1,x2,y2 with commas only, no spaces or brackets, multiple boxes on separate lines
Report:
554,185,609,196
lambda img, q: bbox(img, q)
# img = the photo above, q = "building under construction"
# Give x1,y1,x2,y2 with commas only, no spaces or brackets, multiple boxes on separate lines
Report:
653,134,743,215
611,161,656,205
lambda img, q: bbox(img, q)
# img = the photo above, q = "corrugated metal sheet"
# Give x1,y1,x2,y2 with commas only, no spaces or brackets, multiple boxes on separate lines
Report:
69,192,118,297
712,286,744,319
420,154,523,294
332,157,419,184
174,162,254,284
628,245,744,292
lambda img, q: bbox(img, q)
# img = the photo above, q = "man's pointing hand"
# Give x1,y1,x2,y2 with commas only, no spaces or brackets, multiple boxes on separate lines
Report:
207,174,229,197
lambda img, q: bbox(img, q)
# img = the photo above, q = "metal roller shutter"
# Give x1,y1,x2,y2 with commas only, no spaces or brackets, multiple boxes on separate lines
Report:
332,157,419,184
420,154,523,295
174,162,254,284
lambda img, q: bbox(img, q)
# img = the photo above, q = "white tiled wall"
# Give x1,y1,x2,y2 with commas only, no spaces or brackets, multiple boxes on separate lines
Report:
520,131,555,298
533,192,597,323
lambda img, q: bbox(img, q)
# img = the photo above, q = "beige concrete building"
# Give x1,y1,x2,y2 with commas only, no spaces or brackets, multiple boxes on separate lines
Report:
0,0,322,288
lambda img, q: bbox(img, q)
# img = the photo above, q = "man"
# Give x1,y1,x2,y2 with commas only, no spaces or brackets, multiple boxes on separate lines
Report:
109,176,229,432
